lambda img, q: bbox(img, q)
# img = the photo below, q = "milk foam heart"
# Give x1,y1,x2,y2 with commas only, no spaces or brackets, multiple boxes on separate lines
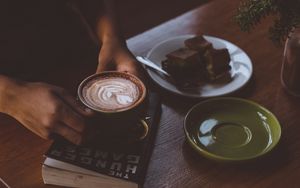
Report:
82,77,140,112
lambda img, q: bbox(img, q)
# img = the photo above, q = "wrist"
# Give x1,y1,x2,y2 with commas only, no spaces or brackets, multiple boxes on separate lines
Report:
0,75,25,115
101,33,126,47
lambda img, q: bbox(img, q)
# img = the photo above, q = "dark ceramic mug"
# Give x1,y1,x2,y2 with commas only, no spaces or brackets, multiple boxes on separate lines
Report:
77,71,148,142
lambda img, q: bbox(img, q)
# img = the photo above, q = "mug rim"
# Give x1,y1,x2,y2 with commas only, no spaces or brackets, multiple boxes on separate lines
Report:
77,71,147,114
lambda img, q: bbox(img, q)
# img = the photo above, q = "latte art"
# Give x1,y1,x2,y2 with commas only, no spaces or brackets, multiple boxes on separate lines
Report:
83,77,140,111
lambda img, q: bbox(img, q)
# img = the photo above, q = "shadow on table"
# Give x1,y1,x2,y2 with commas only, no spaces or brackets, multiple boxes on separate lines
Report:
181,136,290,182
149,73,257,116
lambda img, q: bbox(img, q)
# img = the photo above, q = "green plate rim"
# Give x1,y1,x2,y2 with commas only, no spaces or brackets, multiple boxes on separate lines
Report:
183,97,282,162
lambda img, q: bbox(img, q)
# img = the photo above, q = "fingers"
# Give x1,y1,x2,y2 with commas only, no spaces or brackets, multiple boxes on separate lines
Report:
47,94,88,145
116,60,147,82
112,47,147,80
51,89,95,144
55,88,94,117
59,104,86,133
53,123,82,145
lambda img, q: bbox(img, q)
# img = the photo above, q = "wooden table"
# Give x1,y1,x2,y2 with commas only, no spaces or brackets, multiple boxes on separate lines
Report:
2,0,300,187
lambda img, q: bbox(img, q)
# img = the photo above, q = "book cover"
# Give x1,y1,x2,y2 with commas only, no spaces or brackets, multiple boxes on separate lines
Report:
43,92,161,187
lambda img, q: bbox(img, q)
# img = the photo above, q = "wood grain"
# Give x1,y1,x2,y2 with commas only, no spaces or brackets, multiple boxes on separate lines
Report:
2,0,300,187
128,0,300,188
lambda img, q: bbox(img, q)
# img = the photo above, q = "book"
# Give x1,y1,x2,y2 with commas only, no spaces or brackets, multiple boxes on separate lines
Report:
42,93,161,188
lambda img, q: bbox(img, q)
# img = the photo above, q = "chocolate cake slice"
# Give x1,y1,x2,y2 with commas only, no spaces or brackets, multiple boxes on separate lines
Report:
163,48,205,79
161,35,232,86
184,35,213,55
204,48,231,80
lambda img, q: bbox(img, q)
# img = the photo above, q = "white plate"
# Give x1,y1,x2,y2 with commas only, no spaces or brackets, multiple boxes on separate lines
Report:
146,35,253,98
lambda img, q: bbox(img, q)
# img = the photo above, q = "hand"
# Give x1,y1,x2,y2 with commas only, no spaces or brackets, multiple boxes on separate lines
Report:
6,82,94,145
96,38,146,80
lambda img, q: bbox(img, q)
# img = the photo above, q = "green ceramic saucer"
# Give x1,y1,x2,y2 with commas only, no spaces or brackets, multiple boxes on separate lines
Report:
184,97,281,162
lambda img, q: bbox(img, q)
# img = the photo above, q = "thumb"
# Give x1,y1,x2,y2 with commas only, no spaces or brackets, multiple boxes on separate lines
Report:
55,87,95,117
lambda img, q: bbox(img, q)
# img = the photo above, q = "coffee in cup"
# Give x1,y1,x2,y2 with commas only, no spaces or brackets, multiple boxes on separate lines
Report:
80,72,145,113
78,71,148,141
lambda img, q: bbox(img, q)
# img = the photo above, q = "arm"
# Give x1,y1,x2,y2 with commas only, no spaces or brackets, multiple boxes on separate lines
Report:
95,0,145,78
0,75,93,145
70,0,144,78
96,0,122,43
